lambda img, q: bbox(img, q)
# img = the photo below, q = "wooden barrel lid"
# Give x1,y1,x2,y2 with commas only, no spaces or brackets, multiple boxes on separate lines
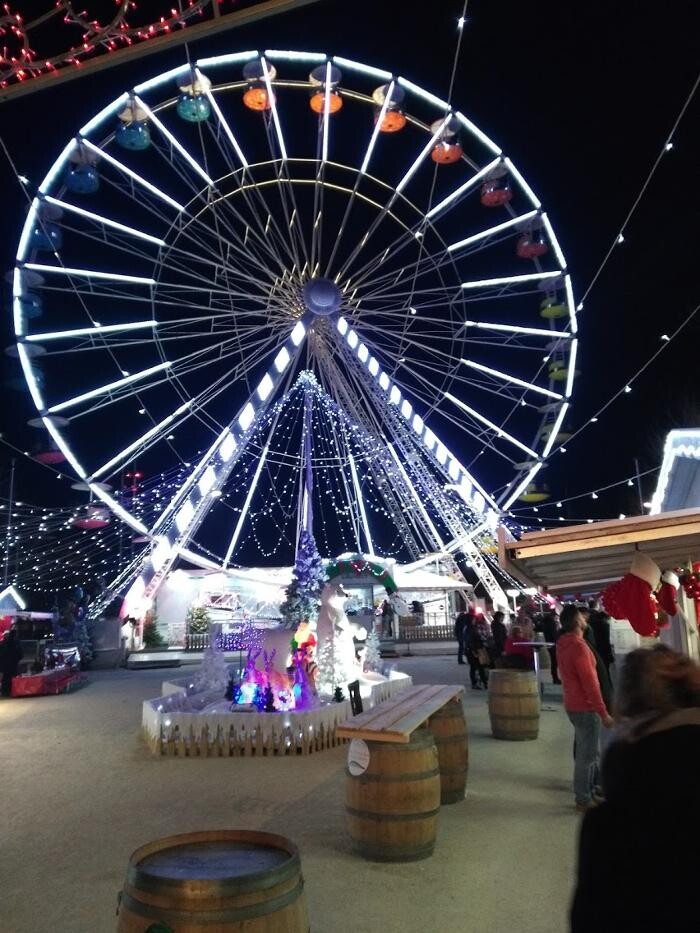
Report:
127,831,300,895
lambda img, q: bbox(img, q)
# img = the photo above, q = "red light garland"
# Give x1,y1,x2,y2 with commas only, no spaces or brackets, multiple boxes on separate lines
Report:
0,1,225,88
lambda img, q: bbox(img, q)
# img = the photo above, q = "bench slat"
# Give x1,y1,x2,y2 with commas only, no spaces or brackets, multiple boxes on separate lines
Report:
336,684,464,743
340,684,441,733
352,684,444,732
389,688,463,737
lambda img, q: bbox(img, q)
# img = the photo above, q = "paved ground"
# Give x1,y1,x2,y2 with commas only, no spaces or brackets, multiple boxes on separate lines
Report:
0,654,579,932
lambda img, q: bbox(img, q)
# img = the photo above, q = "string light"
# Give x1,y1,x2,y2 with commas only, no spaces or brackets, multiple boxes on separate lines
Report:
0,2,233,90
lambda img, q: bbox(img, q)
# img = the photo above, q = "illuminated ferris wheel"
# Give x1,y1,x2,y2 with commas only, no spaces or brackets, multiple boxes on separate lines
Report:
11,50,578,606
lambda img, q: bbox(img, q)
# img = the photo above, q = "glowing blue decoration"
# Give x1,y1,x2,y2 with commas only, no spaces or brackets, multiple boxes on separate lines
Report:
65,164,100,194
239,682,258,705
116,121,151,151
176,93,211,122
252,685,265,711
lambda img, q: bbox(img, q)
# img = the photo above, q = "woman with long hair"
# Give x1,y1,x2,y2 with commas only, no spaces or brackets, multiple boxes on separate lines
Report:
571,646,700,932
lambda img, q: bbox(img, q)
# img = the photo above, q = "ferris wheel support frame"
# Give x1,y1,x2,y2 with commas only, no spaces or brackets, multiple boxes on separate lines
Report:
331,325,511,609
92,319,308,617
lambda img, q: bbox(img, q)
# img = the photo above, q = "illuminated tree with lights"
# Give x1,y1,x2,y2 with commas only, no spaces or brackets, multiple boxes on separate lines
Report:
279,530,326,630
186,603,210,635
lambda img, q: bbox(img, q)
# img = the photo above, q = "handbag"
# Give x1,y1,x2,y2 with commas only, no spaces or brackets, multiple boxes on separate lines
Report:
476,647,490,666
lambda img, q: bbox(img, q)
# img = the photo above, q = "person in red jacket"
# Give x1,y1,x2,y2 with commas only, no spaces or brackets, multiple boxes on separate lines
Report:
556,604,613,811
502,624,535,670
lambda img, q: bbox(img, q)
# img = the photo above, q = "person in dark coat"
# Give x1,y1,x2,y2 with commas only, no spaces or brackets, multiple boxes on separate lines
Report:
587,608,615,677
466,613,490,689
541,611,561,683
490,610,508,663
582,618,614,714
0,628,23,697
454,609,471,665
571,646,700,933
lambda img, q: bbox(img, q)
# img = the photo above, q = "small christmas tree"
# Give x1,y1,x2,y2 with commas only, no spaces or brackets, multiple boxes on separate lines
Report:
333,685,345,703
186,603,210,634
316,635,347,698
143,609,167,647
363,630,382,673
279,529,327,629
262,683,276,712
73,614,93,668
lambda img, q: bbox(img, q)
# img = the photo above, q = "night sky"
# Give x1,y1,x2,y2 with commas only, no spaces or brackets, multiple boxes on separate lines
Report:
1,0,698,535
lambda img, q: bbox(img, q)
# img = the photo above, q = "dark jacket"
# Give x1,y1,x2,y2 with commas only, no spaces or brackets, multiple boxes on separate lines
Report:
491,619,507,657
571,708,700,933
588,611,615,667
0,631,22,675
454,611,471,640
541,613,559,644
583,625,613,713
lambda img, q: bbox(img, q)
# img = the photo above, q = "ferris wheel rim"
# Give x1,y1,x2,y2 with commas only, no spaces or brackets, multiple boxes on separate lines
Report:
12,48,578,556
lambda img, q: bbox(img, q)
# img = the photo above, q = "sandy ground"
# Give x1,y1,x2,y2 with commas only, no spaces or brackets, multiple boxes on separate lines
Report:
0,656,580,933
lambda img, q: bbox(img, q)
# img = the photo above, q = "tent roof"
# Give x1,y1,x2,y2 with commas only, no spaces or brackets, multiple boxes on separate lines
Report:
650,429,700,513
499,508,700,593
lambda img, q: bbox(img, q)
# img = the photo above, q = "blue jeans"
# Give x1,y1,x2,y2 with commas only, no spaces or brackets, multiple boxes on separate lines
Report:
567,711,601,805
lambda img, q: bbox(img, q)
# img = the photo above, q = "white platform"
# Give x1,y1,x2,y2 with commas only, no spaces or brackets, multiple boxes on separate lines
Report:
142,671,412,757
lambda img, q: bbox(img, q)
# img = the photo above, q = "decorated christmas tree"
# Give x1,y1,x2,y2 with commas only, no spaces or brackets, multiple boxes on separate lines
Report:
279,529,327,629
186,603,210,634
363,630,382,673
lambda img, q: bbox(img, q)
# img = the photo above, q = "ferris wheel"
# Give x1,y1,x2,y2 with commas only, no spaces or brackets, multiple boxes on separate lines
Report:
11,50,578,606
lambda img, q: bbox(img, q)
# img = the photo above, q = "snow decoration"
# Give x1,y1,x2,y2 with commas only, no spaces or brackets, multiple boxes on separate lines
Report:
193,622,230,694
363,631,382,673
316,582,367,695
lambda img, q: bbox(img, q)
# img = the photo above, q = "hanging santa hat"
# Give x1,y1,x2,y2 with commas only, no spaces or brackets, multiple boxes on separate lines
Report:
656,570,680,618
602,552,661,637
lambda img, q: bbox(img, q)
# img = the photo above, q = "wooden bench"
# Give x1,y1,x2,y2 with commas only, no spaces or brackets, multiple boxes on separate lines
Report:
339,684,467,861
337,683,464,743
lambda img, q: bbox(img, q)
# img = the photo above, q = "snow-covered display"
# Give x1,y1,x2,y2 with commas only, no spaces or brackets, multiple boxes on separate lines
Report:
363,630,382,673
193,622,229,694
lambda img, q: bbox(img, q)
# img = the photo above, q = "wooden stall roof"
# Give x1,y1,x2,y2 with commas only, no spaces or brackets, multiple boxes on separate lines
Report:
499,508,700,592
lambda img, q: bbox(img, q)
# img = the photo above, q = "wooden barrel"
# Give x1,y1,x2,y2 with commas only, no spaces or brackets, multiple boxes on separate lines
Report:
428,700,468,804
488,670,540,741
345,728,441,862
116,830,309,932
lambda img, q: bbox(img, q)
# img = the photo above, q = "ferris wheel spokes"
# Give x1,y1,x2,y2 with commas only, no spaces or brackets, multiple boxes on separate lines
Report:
87,329,287,482
331,318,499,513
331,116,452,285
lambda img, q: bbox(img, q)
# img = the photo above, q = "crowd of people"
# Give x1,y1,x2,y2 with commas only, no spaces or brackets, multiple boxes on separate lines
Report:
454,598,700,930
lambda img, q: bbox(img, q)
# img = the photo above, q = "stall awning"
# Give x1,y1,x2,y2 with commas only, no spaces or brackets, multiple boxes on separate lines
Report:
499,508,700,593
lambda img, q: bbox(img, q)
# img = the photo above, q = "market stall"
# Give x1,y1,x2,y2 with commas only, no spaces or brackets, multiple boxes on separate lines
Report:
498,508,700,660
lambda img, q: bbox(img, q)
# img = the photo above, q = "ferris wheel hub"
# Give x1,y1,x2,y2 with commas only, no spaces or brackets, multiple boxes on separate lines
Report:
302,277,342,317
